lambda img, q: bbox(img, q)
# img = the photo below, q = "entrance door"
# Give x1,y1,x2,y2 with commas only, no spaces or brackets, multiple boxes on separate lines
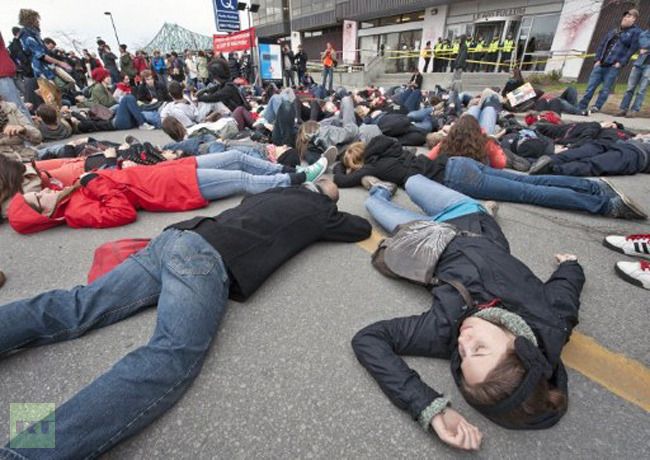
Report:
474,21,505,44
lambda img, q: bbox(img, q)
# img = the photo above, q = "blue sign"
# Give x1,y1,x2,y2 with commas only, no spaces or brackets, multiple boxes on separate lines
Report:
213,0,240,33
259,44,282,81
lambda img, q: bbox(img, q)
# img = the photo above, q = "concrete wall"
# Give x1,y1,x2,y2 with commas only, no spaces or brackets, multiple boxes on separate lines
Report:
546,0,604,79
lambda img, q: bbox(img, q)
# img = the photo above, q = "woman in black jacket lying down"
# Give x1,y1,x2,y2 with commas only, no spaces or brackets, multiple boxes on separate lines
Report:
352,177,585,450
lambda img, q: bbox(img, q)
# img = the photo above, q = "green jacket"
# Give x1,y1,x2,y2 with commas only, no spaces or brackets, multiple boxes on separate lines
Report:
90,82,116,108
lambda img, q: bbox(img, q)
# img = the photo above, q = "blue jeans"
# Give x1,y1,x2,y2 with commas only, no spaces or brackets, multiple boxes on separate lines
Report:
579,65,620,110
113,94,146,130
365,174,485,233
0,77,31,120
467,95,500,135
162,134,217,155
399,88,423,113
206,141,266,160
0,229,229,459
142,109,162,128
322,66,334,91
195,150,290,200
620,65,650,113
442,157,611,215
408,107,434,131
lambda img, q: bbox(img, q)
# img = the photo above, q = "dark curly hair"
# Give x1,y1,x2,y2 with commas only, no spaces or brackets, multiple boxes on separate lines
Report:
438,114,490,164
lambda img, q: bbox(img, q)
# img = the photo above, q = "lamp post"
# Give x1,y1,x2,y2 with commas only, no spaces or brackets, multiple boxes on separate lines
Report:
104,11,121,48
237,2,260,85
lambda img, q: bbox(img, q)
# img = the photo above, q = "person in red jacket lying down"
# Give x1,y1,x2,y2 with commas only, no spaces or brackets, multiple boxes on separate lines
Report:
8,149,330,234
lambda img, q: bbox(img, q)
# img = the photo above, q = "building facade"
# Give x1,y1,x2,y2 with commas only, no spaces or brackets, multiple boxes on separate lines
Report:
252,0,641,80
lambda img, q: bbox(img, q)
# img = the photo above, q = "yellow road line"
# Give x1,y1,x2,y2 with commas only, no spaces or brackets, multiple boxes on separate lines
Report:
355,233,650,412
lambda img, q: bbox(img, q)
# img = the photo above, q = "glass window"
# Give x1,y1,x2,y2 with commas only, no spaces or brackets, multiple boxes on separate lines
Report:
379,15,401,26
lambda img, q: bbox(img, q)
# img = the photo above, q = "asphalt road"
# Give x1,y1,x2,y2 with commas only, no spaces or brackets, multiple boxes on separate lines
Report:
0,128,648,459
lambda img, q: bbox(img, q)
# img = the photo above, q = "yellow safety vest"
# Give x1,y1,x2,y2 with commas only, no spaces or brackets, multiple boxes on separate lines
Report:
502,39,514,53
475,41,485,52
434,43,444,57
489,40,499,53
452,42,460,54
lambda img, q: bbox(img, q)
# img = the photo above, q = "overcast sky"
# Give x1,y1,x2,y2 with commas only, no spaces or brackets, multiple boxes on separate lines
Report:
1,0,250,51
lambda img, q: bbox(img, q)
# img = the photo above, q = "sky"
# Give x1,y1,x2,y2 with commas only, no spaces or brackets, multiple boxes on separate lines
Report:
1,0,250,51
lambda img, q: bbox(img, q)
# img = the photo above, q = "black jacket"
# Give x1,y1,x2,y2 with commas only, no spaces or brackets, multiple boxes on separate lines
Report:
295,51,308,71
333,136,447,188
196,82,250,111
170,187,371,301
9,36,34,77
134,81,171,103
409,72,423,89
352,212,584,429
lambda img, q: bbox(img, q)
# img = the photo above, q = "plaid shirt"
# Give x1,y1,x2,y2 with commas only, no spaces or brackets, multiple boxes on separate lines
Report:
18,26,55,79
595,24,641,68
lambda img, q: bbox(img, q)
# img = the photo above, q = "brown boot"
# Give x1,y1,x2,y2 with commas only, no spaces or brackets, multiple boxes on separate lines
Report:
205,111,223,123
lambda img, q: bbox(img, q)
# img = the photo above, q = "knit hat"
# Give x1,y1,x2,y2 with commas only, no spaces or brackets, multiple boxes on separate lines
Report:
91,67,110,83
624,9,639,18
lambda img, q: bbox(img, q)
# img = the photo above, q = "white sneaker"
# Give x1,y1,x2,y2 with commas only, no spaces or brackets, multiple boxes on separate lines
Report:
138,122,156,131
615,260,650,290
603,234,650,258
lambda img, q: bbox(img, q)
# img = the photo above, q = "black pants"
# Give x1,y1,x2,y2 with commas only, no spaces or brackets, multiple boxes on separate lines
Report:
423,58,431,73
549,141,650,176
272,100,296,147
500,52,511,72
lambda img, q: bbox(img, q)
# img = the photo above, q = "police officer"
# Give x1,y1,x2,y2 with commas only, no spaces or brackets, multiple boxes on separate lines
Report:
449,37,460,72
500,33,515,72
487,36,500,72
441,38,452,72
433,37,444,72
472,35,485,72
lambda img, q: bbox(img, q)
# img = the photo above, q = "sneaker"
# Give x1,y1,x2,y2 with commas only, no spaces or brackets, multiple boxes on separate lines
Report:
125,135,142,145
615,109,627,117
138,122,156,131
322,146,338,168
603,234,650,258
608,196,648,220
579,109,590,117
614,260,650,290
361,175,397,196
601,178,648,219
528,155,554,175
504,149,531,172
302,157,327,182
590,106,601,113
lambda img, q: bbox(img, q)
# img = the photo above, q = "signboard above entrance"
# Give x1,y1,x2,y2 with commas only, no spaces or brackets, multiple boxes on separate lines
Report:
473,7,526,22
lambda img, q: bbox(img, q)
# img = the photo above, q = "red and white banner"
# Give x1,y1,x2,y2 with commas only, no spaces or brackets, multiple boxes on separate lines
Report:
213,28,256,53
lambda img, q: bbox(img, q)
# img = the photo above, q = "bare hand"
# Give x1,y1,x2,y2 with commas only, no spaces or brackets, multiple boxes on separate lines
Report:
431,408,483,451
614,62,621,69
555,253,578,264
3,125,25,137
594,61,600,67
121,160,137,168
60,61,73,71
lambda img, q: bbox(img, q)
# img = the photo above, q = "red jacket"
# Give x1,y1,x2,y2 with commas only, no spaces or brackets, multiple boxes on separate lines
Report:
9,157,208,234
427,138,507,169
0,33,16,78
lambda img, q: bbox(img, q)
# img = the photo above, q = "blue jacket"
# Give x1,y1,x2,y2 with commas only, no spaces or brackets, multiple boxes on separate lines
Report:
634,30,650,68
18,26,55,79
595,24,641,67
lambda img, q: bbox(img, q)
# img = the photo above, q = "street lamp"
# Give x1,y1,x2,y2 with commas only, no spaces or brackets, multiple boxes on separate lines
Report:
104,11,121,48
237,2,260,85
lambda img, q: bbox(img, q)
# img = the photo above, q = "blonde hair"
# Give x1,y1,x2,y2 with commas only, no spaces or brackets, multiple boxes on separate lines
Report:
426,132,446,149
343,142,366,172
296,121,320,160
